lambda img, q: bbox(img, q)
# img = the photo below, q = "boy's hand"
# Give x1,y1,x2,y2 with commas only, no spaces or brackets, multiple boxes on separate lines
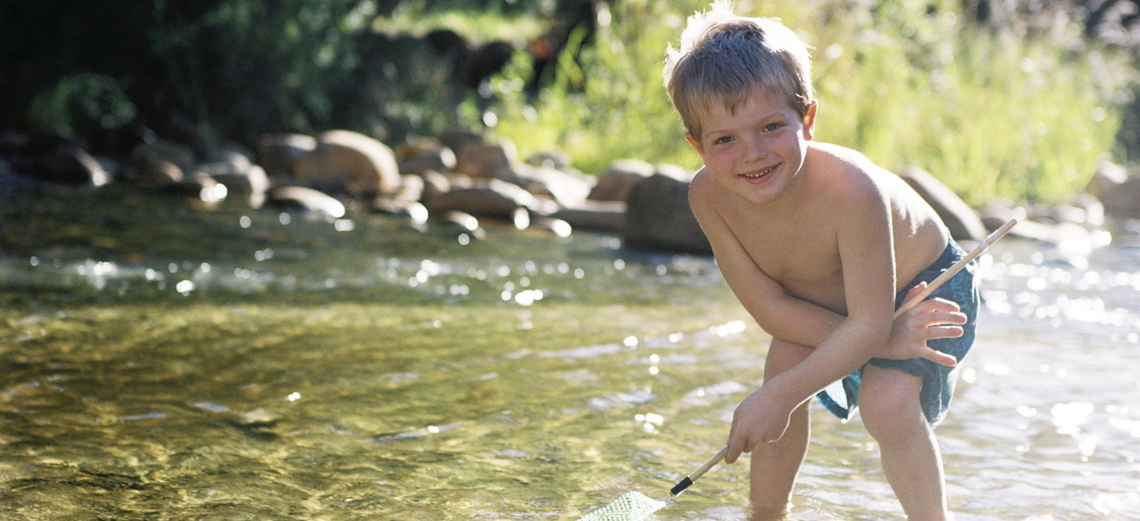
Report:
881,282,966,366
725,386,792,464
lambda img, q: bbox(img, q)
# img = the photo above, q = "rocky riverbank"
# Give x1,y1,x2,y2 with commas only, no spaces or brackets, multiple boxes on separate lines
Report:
2,126,1138,267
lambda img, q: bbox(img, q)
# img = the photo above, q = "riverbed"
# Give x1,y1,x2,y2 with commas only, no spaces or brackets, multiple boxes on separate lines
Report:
1,183,1138,520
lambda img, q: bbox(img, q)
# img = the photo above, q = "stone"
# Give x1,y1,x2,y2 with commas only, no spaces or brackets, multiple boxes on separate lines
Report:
552,200,626,233
512,163,595,209
623,172,711,254
454,139,516,179
266,186,346,218
898,166,987,242
1089,160,1140,220
423,178,557,219
293,130,400,197
258,133,317,179
588,158,655,202
28,135,109,186
396,137,456,177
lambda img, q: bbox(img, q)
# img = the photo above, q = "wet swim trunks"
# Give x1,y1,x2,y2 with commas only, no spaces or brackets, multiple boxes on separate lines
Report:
816,240,979,426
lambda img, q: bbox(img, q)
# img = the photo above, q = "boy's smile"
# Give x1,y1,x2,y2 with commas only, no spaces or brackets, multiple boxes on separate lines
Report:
687,92,817,205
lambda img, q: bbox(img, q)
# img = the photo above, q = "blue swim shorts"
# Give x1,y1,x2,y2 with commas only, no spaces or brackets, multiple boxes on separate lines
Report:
816,240,979,426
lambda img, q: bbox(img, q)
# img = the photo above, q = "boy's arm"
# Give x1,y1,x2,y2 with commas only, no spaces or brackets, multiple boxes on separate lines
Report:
688,179,842,349
694,177,899,461
688,174,963,365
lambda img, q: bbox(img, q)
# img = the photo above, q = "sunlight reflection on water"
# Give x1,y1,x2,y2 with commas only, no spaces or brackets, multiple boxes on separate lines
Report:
1,187,1139,519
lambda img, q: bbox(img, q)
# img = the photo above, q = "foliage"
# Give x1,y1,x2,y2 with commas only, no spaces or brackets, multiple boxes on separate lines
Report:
472,0,1130,205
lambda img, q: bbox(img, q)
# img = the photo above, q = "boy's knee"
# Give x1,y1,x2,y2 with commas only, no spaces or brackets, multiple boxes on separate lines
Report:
859,368,926,442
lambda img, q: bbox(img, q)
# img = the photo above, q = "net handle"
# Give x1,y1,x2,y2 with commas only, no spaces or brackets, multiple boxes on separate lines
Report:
893,218,1017,319
669,447,728,497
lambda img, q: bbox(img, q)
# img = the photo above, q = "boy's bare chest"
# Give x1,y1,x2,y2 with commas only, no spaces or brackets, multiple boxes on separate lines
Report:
723,207,847,310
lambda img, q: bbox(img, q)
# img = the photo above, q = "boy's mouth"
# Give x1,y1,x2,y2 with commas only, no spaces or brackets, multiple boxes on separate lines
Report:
740,165,777,180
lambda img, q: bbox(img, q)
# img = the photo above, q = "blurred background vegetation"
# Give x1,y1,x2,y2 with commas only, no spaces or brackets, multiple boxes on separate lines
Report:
2,0,1136,205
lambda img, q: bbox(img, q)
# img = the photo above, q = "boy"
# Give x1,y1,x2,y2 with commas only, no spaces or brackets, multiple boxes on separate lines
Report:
663,2,978,519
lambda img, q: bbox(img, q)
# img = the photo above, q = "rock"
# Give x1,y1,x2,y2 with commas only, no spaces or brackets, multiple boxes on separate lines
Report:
1089,160,1140,220
436,128,485,159
423,178,557,219
898,166,987,242
526,149,572,169
135,159,184,187
160,171,228,203
552,200,626,233
193,152,270,208
454,138,516,179
396,137,456,177
1086,157,1128,198
588,158,655,202
258,133,317,179
529,216,573,238
130,140,197,172
623,172,711,254
266,186,346,218
419,170,453,201
27,135,109,186
512,163,595,208
437,210,487,240
215,165,270,208
293,130,400,197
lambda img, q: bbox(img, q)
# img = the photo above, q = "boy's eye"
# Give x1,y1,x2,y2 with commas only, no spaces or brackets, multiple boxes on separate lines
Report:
763,123,782,132
713,136,732,145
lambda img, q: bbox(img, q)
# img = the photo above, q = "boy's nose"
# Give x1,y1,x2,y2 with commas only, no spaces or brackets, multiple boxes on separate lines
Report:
743,136,767,161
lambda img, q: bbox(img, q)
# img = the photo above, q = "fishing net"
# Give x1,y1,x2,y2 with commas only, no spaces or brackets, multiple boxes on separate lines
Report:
576,491,667,521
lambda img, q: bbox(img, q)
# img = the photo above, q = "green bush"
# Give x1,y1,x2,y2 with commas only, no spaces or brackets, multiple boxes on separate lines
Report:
472,0,1129,205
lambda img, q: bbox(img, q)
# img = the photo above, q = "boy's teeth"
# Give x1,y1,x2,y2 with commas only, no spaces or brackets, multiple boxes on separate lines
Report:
743,167,774,178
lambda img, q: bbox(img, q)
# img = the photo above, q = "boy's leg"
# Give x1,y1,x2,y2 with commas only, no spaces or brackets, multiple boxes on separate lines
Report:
750,338,812,517
858,365,948,521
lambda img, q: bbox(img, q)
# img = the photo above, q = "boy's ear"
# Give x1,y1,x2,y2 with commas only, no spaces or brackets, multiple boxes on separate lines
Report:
802,101,818,140
685,133,705,156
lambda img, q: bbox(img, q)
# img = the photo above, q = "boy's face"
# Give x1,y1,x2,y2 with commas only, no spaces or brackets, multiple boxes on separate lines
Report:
686,92,817,206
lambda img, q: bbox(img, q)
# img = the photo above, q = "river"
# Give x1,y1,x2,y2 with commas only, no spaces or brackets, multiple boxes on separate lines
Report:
0,183,1137,520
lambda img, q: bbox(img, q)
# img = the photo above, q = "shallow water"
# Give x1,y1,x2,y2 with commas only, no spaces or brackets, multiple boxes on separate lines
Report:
0,184,1138,520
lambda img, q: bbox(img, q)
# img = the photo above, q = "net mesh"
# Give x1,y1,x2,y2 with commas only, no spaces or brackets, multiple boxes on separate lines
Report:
576,491,667,521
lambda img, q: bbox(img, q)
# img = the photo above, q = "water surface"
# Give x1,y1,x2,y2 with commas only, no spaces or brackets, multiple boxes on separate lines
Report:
1,184,1138,520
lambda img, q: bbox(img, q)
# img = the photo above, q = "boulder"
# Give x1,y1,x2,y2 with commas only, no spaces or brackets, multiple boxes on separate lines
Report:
512,163,595,208
898,166,987,242
588,158,655,202
193,150,270,207
453,139,516,179
423,178,557,219
1089,160,1140,219
623,171,711,254
266,186,346,218
293,130,400,197
436,128,485,159
258,133,317,179
130,140,196,172
27,135,109,186
552,200,626,233
396,137,456,177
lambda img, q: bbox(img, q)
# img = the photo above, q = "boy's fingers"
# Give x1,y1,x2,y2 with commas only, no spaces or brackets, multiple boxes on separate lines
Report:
921,347,958,367
725,438,743,464
914,297,961,314
925,325,964,340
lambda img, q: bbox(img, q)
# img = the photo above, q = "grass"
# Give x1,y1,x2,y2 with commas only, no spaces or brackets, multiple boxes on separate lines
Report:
458,0,1129,206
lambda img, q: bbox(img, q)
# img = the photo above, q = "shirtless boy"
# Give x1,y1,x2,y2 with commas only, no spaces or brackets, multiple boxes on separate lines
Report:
663,3,979,519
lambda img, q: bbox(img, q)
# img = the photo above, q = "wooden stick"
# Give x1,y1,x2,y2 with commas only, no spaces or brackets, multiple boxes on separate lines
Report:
669,447,729,498
893,218,1018,319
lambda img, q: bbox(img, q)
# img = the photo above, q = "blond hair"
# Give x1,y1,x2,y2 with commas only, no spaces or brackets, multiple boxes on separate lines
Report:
663,1,814,140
